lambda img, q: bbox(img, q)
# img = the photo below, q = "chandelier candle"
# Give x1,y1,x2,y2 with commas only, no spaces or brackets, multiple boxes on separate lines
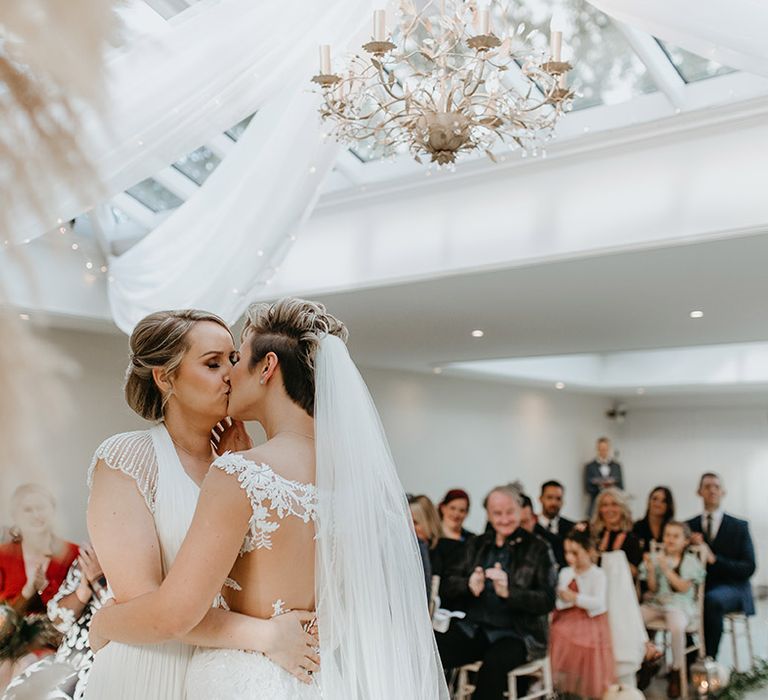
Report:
551,30,562,62
478,8,490,35
320,45,331,75
374,10,386,42
312,0,574,165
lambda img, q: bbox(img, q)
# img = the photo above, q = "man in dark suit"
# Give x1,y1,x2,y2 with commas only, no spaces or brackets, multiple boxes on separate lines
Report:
584,437,623,516
536,480,576,568
519,493,560,566
686,472,756,659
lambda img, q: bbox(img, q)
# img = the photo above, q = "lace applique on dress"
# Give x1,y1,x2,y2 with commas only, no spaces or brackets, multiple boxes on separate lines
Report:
87,430,158,513
212,452,317,554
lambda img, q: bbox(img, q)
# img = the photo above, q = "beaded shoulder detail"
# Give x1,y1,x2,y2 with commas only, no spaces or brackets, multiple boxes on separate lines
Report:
87,430,158,513
212,452,317,554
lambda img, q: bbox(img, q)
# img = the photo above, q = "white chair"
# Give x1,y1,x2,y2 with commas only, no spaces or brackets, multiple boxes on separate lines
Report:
723,612,755,672
644,543,707,700
429,575,441,619
505,656,554,700
451,661,482,700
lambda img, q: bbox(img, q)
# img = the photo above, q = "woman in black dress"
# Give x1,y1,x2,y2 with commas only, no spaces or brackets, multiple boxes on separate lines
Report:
632,486,675,554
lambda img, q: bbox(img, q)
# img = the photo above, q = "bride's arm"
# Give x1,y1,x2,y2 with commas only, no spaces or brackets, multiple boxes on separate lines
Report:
88,462,307,655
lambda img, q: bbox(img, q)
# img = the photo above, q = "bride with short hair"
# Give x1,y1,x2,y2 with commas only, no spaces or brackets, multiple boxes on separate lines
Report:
89,298,448,699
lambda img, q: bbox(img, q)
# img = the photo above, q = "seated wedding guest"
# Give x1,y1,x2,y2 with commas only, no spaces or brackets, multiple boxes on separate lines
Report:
432,489,475,578
438,489,474,541
592,488,643,578
537,480,576,568
408,494,442,596
2,544,109,699
0,485,79,688
0,485,79,615
639,521,705,699
519,494,561,568
633,486,675,554
585,437,623,516
437,484,557,700
685,472,756,660
550,526,615,700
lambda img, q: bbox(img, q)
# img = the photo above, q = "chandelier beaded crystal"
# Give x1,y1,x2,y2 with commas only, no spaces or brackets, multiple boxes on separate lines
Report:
312,1,574,165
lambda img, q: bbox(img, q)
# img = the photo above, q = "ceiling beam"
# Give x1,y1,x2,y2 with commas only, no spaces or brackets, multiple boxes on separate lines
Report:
614,22,686,110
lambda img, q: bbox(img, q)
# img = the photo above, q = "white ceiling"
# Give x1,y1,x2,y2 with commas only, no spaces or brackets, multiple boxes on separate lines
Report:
311,232,768,390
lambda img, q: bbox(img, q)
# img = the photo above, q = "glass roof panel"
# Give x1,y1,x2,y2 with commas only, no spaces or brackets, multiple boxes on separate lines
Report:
226,114,255,141
501,0,657,110
657,41,736,83
125,178,183,212
173,145,222,185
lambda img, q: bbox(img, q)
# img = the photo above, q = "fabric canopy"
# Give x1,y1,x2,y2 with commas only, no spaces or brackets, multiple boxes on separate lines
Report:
586,0,768,77
108,0,372,333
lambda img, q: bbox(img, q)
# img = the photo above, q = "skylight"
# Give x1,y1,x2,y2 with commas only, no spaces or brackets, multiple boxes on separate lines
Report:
657,41,736,84
125,178,184,212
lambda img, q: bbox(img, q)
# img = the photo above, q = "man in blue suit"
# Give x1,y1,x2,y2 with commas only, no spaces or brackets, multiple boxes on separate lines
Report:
686,472,756,659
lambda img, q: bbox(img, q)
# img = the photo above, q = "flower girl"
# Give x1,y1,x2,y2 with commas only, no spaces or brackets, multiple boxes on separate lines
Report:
550,525,615,699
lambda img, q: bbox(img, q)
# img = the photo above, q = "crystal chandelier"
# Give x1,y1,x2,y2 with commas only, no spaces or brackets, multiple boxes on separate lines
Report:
312,1,574,165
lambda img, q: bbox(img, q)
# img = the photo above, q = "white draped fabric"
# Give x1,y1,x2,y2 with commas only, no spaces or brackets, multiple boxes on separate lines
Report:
108,81,340,333
14,0,368,244
586,0,768,77
107,0,372,333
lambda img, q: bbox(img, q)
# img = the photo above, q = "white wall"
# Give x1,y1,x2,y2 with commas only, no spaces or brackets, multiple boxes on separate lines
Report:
362,368,612,532
614,406,768,586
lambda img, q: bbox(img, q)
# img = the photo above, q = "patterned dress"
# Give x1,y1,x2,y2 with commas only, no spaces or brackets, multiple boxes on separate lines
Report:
2,561,107,700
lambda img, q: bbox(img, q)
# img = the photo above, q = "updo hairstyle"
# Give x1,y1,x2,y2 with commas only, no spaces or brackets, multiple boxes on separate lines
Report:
125,309,231,421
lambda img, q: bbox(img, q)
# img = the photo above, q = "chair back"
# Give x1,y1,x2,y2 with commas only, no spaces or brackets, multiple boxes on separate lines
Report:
429,574,440,619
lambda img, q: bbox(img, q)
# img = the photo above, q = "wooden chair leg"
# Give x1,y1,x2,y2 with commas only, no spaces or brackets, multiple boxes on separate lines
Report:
729,617,741,672
745,616,755,669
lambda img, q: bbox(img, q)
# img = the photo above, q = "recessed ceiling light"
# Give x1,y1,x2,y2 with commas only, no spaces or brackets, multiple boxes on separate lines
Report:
555,382,565,390
18,313,30,321
689,310,704,319
471,329,484,338
432,367,442,375
637,387,646,395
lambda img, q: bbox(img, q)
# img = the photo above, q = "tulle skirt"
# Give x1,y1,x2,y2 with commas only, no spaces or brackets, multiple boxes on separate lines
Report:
550,608,615,699
185,648,321,700
84,640,193,700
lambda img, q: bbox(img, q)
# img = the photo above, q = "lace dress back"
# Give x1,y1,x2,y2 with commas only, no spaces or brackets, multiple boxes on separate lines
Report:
85,424,200,699
185,452,320,700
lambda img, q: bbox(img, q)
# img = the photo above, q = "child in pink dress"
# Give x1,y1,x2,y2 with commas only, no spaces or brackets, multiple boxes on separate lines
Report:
550,526,615,699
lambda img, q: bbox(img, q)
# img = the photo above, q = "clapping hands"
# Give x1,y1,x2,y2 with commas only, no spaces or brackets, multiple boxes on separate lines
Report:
468,567,485,597
468,563,509,599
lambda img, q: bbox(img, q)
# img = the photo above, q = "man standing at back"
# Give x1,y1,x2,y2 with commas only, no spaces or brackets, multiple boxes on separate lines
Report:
686,472,756,659
584,437,623,516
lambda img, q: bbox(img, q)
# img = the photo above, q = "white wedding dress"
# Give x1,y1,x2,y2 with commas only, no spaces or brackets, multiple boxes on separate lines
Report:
185,453,320,700
84,424,199,700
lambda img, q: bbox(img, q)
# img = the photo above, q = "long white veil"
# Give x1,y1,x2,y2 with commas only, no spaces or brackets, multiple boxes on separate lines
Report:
314,335,449,699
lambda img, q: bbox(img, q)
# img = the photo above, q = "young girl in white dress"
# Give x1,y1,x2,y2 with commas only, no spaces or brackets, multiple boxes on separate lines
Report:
89,299,449,699
85,310,318,700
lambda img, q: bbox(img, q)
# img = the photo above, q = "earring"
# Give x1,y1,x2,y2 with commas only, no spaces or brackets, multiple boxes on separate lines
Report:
259,378,265,385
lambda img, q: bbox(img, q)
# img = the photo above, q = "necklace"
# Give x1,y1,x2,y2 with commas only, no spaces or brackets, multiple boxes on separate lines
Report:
272,430,315,441
171,436,214,462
